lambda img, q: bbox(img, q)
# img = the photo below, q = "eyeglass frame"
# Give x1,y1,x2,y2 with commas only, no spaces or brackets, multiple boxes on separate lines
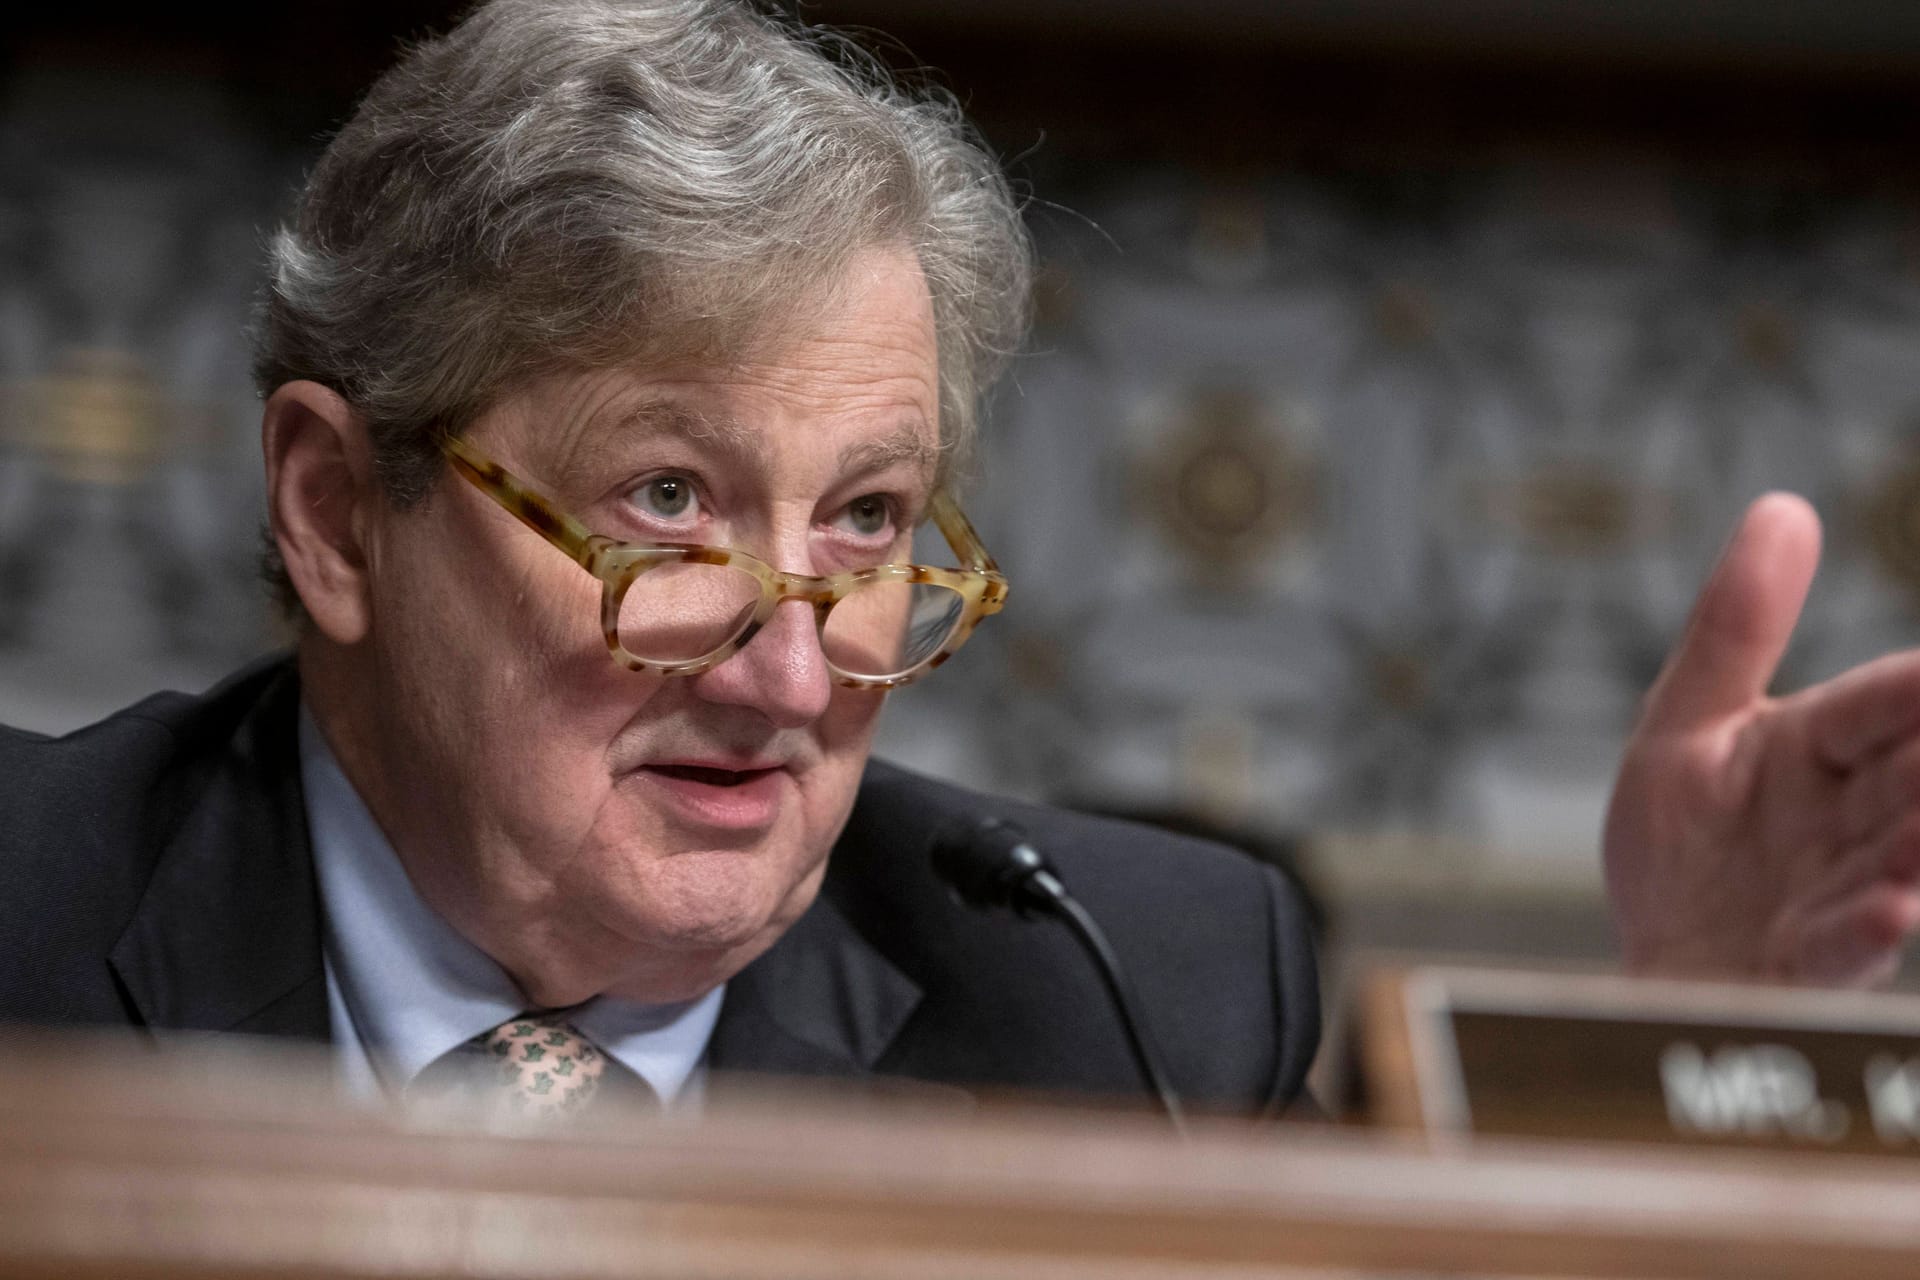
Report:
439,433,1009,690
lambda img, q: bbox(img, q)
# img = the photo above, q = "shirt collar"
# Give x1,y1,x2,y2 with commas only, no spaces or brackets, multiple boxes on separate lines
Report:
298,706,721,1103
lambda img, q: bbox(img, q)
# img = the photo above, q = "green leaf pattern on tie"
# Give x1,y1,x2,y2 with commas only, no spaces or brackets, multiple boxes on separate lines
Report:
473,1014,606,1120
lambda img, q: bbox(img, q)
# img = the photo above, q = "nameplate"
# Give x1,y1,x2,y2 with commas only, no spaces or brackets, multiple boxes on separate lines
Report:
1364,965,1920,1156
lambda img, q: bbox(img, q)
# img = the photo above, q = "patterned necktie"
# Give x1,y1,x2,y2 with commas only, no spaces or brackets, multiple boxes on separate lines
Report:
411,1013,608,1124
477,1014,608,1119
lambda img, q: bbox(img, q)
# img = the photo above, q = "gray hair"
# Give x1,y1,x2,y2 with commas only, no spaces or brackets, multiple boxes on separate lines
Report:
255,0,1031,608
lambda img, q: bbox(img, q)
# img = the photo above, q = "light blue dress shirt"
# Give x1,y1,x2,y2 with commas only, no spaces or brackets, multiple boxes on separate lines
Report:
299,708,722,1107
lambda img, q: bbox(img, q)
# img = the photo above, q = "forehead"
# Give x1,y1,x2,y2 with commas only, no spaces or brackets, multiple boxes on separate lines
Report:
516,246,942,486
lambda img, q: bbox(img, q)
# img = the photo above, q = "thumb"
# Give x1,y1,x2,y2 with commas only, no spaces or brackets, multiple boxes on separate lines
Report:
1639,492,1822,733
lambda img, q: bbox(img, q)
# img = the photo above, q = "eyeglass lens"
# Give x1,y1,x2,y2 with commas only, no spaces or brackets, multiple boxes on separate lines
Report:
616,565,968,677
819,580,967,676
617,562,762,662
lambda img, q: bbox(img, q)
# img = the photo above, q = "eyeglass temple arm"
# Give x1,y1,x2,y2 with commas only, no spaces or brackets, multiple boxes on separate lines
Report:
441,433,601,568
930,490,1001,576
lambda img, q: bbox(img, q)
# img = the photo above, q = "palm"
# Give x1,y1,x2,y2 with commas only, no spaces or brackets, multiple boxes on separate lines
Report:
1604,495,1920,986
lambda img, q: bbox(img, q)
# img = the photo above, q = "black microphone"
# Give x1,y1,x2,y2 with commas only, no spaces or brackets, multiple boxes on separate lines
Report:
930,816,1072,917
931,815,1187,1133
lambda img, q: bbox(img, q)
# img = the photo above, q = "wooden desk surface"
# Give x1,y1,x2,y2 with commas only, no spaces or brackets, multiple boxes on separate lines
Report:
2,1032,1919,1280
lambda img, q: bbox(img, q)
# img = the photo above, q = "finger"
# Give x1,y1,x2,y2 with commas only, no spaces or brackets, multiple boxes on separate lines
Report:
1801,811,1920,913
1836,726,1920,846
1805,649,1920,773
1639,492,1821,734
1787,881,1920,987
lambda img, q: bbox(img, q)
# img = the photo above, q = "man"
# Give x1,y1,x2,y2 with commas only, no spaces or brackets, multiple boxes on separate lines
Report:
1,0,1916,1118
0,0,1318,1114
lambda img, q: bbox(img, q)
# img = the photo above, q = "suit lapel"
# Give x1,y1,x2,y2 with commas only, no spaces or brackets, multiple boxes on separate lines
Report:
706,889,921,1080
108,664,330,1041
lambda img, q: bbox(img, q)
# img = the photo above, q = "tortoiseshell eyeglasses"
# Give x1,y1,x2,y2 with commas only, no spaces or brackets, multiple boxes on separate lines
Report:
440,434,1009,690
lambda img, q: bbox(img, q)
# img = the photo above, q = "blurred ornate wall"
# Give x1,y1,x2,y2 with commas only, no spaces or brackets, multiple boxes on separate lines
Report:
0,63,288,728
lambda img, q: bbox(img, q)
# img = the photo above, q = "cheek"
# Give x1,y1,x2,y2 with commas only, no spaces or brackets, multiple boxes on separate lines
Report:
373,527,668,827
420,525,610,697
807,687,888,815
823,684,889,745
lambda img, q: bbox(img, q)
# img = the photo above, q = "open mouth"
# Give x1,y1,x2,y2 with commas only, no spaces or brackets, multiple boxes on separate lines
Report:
649,764,770,787
638,760,786,829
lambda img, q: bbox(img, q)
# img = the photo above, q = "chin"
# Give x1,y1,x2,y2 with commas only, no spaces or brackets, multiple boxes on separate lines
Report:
618,846,822,954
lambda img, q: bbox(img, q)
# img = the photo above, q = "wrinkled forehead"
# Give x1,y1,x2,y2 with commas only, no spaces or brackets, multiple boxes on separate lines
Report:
574,238,939,404
510,246,943,489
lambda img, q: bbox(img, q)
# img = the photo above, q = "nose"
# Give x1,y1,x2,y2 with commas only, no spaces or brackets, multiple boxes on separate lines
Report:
691,595,833,728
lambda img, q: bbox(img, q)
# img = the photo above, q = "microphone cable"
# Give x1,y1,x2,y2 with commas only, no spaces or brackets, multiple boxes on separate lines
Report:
931,815,1187,1135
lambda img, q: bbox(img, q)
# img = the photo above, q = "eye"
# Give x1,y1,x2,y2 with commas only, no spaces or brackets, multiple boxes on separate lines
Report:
631,474,699,523
838,494,893,538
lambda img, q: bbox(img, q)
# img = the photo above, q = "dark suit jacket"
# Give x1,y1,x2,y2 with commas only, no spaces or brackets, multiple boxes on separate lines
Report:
0,659,1320,1114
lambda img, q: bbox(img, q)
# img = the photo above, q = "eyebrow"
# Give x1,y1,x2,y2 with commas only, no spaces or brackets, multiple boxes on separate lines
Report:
553,397,938,494
838,426,941,481
554,398,769,491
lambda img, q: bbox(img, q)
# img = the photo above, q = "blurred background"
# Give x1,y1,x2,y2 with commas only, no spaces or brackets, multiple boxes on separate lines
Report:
6,0,1920,1090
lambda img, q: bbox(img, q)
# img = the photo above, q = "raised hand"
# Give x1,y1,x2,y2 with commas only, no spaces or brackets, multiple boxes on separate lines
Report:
1604,493,1920,986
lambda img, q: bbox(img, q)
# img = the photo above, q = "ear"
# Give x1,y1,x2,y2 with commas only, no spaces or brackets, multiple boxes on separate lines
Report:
262,380,379,644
